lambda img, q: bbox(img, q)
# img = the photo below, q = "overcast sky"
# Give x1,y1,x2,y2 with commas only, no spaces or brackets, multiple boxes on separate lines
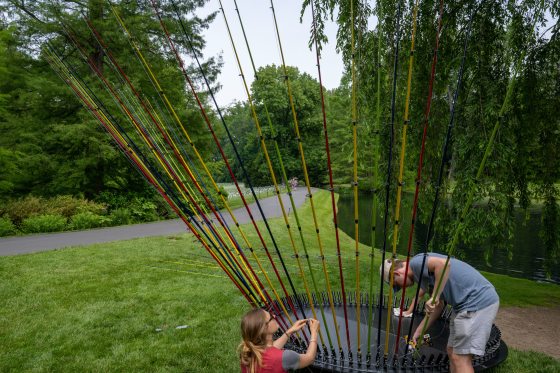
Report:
197,0,344,107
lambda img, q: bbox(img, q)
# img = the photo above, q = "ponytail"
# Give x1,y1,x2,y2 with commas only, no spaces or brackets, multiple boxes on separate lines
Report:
238,340,264,373
239,309,269,373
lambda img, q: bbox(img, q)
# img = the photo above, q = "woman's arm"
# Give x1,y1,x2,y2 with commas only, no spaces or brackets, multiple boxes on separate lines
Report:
273,319,307,349
298,319,320,368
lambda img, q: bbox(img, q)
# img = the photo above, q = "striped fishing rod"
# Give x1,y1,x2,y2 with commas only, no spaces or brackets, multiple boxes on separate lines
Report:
62,24,268,308
415,0,544,349
394,0,444,356
384,0,421,357
349,0,362,360
366,0,383,364
45,48,262,307
376,0,403,362
216,0,332,347
307,0,351,357
269,0,343,358
153,0,308,334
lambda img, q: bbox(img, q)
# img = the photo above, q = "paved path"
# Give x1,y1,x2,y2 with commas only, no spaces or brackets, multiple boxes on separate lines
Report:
0,188,314,256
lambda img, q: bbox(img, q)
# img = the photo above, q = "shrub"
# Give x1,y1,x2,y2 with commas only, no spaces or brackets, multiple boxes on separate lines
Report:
109,208,133,226
1,196,44,225
0,216,17,237
129,199,160,222
21,214,67,233
43,195,107,218
70,212,108,230
1,195,107,225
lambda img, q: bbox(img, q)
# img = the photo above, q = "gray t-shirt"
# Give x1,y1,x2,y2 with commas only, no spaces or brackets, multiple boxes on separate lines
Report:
409,253,499,312
282,349,300,370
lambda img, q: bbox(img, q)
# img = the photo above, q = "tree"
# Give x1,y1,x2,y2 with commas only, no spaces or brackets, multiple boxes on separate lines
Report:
0,0,221,200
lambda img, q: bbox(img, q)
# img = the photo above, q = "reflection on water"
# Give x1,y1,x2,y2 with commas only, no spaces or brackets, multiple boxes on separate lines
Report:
337,192,560,284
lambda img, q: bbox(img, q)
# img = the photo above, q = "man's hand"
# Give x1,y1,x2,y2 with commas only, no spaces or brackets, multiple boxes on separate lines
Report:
424,297,440,315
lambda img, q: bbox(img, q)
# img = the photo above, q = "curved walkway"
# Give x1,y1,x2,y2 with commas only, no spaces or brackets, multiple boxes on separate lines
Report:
0,188,313,256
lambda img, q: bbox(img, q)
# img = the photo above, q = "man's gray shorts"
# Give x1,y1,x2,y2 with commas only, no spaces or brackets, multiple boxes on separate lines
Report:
447,302,499,356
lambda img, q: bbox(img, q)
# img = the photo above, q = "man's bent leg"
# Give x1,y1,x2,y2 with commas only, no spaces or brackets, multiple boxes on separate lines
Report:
449,352,473,373
447,346,456,372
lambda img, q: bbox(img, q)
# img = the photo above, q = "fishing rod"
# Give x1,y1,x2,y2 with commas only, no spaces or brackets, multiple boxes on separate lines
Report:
60,24,268,308
215,0,346,348
45,48,262,307
158,0,309,336
308,0,351,356
376,0,403,363
415,0,545,350
384,0,421,357
394,0,444,356
366,0,383,364
349,0,362,360
231,0,342,354
268,0,344,359
409,1,479,350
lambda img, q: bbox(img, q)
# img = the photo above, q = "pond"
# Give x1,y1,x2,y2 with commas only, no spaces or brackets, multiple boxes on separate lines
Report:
337,191,560,284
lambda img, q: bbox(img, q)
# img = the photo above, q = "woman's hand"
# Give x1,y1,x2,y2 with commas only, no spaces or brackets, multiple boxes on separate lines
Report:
308,319,320,335
287,319,308,335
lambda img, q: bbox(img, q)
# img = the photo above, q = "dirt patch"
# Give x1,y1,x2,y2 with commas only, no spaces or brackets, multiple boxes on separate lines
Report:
495,306,560,359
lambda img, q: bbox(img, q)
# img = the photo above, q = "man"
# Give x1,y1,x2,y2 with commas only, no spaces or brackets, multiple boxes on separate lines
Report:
382,253,499,373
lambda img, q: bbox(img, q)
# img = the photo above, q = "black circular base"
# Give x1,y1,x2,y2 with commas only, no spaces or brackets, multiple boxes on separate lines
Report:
275,292,507,372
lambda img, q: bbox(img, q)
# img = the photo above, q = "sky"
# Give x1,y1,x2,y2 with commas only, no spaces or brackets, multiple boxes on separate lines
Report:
197,0,344,107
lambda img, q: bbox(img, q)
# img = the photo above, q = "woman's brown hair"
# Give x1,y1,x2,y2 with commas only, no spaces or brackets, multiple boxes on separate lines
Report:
238,309,269,373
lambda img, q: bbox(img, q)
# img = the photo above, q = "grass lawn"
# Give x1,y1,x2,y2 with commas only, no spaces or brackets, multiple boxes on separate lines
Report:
1,190,558,372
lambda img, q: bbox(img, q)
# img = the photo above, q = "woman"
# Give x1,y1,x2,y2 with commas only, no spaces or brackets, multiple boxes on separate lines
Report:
238,309,320,373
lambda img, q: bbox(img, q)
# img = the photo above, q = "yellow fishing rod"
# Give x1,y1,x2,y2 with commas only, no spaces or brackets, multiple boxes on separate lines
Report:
349,0,363,359
385,0,421,356
269,0,343,357
219,0,330,349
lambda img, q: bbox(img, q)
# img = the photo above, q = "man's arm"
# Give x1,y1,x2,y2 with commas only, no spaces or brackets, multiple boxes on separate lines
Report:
413,300,445,343
427,256,450,304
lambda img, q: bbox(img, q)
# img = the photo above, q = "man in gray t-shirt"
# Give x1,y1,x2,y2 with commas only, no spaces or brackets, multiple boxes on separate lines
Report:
381,253,499,373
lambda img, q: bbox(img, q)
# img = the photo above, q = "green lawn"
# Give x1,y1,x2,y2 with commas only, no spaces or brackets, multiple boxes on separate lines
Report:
0,190,558,372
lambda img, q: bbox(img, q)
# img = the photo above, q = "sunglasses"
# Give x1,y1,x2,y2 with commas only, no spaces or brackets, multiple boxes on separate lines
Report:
265,313,277,325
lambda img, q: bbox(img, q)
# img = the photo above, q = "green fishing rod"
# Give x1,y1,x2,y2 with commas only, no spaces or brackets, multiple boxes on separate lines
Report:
349,0,363,360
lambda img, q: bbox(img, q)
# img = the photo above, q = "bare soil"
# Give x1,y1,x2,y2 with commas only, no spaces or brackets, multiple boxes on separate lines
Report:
495,306,560,359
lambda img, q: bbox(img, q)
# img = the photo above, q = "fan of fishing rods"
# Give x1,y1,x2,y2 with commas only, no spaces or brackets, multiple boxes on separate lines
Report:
45,0,526,368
